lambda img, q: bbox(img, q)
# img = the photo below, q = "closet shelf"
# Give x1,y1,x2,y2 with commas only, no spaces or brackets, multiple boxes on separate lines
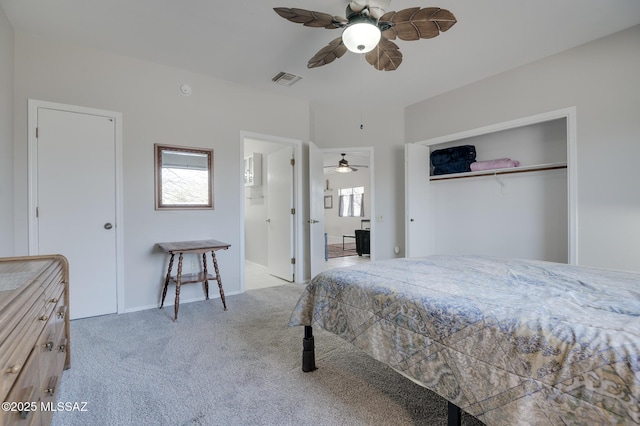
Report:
430,162,567,181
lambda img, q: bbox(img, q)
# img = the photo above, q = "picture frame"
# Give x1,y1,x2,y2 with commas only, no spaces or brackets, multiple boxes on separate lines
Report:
324,195,333,209
154,144,214,210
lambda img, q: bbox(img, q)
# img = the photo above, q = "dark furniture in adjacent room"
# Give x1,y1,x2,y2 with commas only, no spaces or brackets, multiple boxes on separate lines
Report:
354,229,370,256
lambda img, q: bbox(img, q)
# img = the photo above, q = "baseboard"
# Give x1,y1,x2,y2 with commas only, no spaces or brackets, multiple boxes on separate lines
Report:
124,290,242,314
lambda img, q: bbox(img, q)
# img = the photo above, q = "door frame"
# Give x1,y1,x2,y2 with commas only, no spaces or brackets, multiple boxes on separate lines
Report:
239,131,303,291
27,99,125,314
321,146,375,263
410,106,577,264
308,141,325,278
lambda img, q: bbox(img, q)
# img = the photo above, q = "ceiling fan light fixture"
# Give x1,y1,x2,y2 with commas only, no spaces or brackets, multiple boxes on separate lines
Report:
335,154,357,172
335,165,354,173
342,21,381,53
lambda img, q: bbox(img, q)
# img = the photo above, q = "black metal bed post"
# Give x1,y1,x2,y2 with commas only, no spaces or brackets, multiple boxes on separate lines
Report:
448,402,461,426
301,327,462,425
302,325,317,372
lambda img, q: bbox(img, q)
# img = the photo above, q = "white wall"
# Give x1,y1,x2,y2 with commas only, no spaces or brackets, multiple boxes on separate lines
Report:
5,21,638,311
0,9,13,256
427,119,569,263
13,32,310,311
431,170,568,262
311,105,404,260
406,25,640,272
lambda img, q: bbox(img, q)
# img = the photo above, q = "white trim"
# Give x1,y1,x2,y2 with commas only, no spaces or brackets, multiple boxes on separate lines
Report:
321,146,375,262
27,99,125,314
566,108,578,265
239,131,304,291
414,107,578,264
418,108,576,146
124,291,242,314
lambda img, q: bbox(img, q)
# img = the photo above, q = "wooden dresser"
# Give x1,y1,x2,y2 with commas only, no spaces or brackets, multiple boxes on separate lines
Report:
0,255,70,426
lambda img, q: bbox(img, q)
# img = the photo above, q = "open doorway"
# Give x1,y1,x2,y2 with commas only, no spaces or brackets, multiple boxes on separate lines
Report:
241,133,302,291
322,149,373,270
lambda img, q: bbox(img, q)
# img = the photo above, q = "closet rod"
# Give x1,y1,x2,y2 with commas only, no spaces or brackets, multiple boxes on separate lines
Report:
430,163,567,181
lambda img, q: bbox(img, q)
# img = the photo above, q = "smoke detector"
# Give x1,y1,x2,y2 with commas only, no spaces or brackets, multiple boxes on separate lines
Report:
272,72,302,87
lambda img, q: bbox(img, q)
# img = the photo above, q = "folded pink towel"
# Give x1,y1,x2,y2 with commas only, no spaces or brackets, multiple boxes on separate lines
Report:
470,158,520,171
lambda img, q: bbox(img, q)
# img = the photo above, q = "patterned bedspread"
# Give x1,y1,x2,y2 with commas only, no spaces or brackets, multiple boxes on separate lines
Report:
289,256,640,425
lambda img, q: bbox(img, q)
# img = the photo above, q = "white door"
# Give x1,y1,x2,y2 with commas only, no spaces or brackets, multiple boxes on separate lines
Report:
405,143,432,257
267,146,294,281
308,142,326,278
36,107,118,319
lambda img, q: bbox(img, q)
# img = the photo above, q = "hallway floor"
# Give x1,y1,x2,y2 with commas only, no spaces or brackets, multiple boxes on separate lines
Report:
245,254,370,291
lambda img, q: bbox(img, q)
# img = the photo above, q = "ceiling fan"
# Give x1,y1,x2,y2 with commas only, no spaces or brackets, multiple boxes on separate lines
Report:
274,0,456,71
324,153,369,173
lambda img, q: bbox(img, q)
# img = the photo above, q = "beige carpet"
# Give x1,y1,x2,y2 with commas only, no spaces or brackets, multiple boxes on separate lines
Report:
51,284,484,425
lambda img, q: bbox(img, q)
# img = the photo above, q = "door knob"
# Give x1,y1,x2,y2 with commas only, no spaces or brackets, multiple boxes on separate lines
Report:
410,218,415,222
307,219,319,224
104,223,113,229
265,219,271,223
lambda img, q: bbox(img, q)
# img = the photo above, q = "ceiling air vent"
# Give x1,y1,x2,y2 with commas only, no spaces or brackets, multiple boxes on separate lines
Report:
272,72,302,87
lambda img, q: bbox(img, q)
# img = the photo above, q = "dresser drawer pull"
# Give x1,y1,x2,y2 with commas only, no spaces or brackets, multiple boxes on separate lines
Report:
6,364,21,374
45,380,57,396
49,297,59,304
38,314,48,321
19,386,37,419
57,305,68,319
58,338,68,353
44,341,54,351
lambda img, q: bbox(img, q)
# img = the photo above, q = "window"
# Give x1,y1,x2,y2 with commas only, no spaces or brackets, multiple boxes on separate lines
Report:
154,144,214,210
338,186,364,217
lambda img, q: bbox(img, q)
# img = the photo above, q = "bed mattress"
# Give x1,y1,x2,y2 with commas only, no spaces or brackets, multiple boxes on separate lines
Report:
289,255,640,425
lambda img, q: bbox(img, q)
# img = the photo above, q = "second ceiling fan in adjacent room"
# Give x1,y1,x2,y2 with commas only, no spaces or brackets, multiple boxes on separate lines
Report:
325,153,369,174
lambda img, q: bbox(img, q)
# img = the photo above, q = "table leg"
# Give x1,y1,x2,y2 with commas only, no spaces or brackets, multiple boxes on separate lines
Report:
202,252,210,300
160,253,175,309
174,252,184,321
211,251,227,310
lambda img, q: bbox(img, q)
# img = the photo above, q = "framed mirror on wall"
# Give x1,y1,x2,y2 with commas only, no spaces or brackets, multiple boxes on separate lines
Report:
154,144,214,210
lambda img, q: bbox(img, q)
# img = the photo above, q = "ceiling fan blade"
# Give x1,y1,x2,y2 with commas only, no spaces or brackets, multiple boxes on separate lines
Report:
274,7,347,29
380,7,456,41
349,0,388,19
349,1,366,13
308,37,348,69
365,38,402,71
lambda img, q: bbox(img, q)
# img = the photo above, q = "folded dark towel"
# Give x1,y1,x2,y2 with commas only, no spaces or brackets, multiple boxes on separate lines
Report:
433,159,474,175
430,145,476,166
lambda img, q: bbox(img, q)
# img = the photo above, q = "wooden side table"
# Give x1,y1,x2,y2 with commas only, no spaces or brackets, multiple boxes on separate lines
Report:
157,239,231,321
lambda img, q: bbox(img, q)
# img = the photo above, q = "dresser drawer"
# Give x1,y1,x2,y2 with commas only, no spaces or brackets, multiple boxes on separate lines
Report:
37,288,65,351
38,297,68,384
1,347,43,426
0,299,47,398
0,285,45,351
0,255,70,426
38,329,67,426
40,267,64,308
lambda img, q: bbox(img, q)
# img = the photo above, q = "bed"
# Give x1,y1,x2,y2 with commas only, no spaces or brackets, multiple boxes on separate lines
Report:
289,255,640,425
